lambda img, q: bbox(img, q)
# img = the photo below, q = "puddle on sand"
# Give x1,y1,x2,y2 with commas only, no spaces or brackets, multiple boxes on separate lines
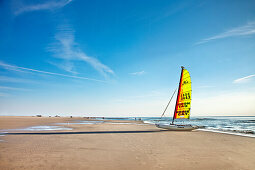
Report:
56,120,104,125
105,122,149,125
0,126,72,132
56,121,148,126
0,135,5,142
106,122,134,125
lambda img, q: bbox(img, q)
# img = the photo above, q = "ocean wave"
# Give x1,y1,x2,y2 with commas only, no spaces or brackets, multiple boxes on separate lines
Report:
192,118,217,121
197,129,255,138
236,120,255,124
143,117,255,137
205,127,254,134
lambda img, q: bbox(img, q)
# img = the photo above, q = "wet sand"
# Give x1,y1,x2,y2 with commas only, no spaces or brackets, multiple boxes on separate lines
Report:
0,116,255,170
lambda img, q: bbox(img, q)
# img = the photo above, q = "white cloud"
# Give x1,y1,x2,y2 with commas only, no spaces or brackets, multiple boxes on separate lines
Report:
0,61,105,83
130,70,146,76
233,74,255,83
196,21,255,45
15,0,73,15
48,24,114,77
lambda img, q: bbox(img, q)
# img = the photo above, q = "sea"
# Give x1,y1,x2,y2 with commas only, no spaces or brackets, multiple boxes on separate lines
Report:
97,116,255,138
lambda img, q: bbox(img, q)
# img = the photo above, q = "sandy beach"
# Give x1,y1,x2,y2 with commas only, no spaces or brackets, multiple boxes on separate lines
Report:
0,116,254,170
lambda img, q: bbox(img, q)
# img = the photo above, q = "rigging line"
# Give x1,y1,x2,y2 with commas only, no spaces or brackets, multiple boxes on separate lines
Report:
158,88,177,122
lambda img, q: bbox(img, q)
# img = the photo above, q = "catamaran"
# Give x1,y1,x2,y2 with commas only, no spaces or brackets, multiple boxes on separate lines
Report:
156,66,197,131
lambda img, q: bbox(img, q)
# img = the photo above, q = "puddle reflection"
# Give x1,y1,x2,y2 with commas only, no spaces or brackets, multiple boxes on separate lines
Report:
0,126,72,132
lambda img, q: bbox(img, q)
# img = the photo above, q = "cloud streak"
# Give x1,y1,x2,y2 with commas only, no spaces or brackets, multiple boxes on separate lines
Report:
0,76,40,85
233,74,255,83
15,0,73,15
0,86,30,91
48,24,114,77
196,21,255,45
130,71,146,76
0,61,106,83
0,92,9,97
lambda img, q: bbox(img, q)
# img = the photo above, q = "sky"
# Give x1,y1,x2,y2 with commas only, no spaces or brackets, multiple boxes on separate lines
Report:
0,0,255,117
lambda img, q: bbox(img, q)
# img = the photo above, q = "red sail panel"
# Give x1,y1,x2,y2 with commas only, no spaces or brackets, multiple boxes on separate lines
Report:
173,69,184,119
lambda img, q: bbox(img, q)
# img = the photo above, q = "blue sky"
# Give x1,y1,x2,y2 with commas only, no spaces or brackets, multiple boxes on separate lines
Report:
0,0,255,117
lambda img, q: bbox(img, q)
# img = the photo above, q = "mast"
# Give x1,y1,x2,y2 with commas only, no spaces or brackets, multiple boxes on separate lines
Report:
172,66,184,124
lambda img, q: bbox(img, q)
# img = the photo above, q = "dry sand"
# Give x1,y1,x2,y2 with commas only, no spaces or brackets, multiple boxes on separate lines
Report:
0,116,254,170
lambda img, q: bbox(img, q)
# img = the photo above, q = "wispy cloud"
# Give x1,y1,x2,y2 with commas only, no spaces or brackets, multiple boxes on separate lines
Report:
130,70,146,76
48,60,77,74
233,74,255,83
0,86,30,91
0,76,38,84
48,24,114,77
0,61,106,83
196,21,255,45
14,0,73,15
0,92,9,97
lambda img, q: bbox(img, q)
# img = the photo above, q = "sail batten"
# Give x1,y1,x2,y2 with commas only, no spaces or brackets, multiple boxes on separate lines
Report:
173,67,192,120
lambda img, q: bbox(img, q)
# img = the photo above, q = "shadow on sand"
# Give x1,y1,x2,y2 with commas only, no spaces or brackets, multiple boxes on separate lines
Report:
1,130,169,135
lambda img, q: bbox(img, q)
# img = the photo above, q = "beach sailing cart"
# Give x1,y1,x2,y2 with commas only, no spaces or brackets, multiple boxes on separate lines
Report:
156,66,197,131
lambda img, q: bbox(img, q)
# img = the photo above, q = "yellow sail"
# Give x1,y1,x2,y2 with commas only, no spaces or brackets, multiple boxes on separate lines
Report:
174,68,192,119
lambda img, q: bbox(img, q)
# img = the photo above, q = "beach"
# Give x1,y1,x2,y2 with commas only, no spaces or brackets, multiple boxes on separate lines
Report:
0,116,254,170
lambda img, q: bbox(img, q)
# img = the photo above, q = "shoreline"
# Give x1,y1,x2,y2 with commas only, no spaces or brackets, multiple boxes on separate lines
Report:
0,116,254,138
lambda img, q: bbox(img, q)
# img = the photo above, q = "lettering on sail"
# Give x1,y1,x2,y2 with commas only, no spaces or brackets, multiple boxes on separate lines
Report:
182,80,189,85
178,102,191,108
180,92,191,100
177,109,190,116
